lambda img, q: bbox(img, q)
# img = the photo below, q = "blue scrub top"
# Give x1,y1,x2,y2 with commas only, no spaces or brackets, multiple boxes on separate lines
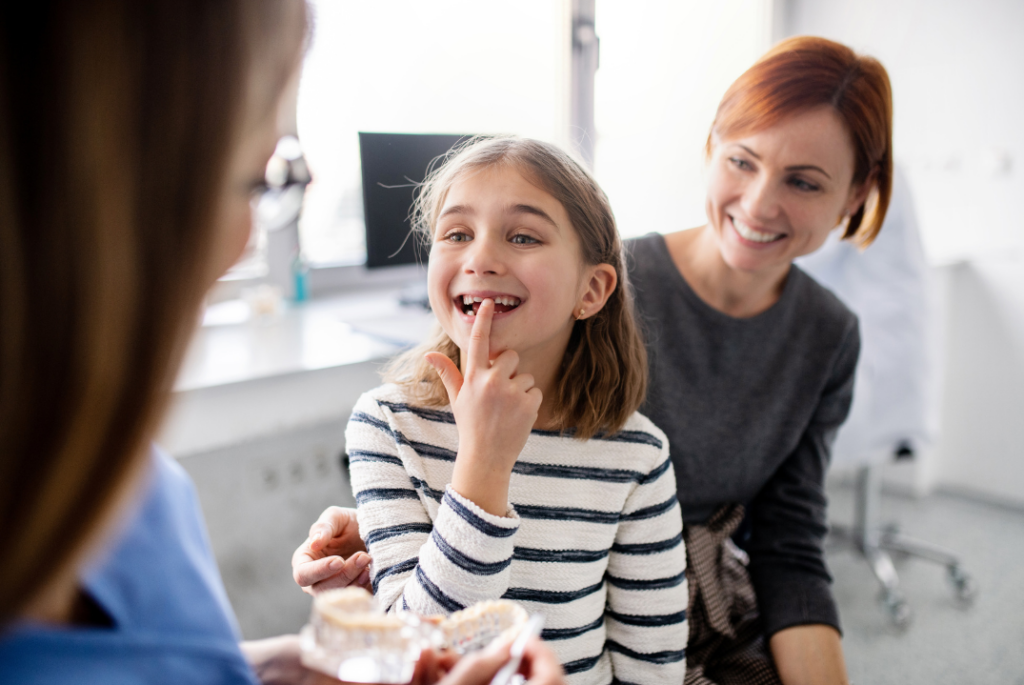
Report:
0,448,260,685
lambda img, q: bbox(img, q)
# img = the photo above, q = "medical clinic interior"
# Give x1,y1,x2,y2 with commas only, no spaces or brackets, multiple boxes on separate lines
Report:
2,1,1022,684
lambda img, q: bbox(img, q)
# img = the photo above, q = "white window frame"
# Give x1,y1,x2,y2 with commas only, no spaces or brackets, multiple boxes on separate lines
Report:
212,1,598,305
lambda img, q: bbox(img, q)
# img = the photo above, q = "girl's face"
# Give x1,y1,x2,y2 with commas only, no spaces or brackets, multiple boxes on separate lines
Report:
428,165,600,362
705,105,872,275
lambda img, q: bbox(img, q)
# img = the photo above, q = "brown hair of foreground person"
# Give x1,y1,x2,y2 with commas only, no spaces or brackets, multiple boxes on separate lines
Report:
0,0,306,625
708,35,893,247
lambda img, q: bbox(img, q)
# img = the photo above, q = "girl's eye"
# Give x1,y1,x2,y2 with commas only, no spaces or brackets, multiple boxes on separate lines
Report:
442,230,471,243
729,157,753,171
510,233,539,245
789,177,821,192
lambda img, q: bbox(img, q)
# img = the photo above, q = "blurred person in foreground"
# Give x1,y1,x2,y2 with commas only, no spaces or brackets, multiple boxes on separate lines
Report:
0,2,563,684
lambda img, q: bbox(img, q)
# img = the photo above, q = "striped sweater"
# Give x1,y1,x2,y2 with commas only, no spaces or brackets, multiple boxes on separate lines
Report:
346,384,688,685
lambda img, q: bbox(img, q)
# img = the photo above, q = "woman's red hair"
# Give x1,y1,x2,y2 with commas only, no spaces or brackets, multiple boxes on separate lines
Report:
708,36,893,246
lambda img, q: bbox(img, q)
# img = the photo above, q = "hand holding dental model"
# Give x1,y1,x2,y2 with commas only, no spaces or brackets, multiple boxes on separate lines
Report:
425,299,542,517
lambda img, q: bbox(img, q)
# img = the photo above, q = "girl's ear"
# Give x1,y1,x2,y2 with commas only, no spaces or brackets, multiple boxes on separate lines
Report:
577,264,617,320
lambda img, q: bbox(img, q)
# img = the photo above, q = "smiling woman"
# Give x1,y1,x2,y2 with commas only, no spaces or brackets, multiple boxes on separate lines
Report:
626,36,893,685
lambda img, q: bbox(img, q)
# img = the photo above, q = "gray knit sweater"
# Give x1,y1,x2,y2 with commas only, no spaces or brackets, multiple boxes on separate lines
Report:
626,233,859,636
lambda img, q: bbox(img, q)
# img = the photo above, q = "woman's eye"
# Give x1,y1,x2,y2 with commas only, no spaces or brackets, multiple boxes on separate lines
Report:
789,177,820,192
729,157,752,171
510,233,539,245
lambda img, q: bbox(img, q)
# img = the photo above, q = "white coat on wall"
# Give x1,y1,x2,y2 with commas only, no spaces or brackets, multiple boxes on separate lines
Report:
797,168,938,467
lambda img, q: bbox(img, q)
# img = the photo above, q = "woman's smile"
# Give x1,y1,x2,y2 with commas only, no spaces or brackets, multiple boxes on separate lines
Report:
729,215,787,246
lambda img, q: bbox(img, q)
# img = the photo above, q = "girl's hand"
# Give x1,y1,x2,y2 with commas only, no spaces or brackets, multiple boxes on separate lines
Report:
425,299,542,516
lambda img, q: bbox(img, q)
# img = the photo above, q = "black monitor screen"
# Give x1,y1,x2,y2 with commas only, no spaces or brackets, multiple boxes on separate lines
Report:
359,132,472,268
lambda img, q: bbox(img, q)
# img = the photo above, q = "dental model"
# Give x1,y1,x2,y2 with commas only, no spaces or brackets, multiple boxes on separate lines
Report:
301,588,422,684
442,600,529,653
300,588,530,683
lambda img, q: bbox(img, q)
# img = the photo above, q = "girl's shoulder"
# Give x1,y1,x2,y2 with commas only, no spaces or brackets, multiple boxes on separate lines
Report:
347,384,459,458
614,411,669,450
352,383,455,428
589,411,670,473
354,383,414,409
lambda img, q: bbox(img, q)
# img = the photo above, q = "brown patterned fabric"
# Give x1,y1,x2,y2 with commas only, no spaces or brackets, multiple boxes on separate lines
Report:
683,505,783,685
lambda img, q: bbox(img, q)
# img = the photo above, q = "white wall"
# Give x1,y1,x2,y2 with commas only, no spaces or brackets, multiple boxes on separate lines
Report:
784,0,1024,263
592,0,774,237
937,260,1024,507
785,0,1024,506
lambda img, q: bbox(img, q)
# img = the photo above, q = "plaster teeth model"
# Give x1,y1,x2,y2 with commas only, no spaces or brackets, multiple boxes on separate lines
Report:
441,600,529,654
300,588,421,684
300,588,530,682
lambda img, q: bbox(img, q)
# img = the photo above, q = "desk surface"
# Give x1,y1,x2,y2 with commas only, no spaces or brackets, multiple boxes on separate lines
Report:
176,290,437,392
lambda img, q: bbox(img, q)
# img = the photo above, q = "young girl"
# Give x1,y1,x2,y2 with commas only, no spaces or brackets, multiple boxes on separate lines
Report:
347,137,687,684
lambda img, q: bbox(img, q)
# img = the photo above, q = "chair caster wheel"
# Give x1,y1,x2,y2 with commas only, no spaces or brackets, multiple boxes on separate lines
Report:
948,566,978,604
882,593,912,629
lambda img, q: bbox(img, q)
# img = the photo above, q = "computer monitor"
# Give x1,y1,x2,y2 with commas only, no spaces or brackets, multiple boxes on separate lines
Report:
359,132,473,268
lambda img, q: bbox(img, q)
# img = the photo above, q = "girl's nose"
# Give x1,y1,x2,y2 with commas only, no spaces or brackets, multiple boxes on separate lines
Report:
463,234,505,275
741,174,781,224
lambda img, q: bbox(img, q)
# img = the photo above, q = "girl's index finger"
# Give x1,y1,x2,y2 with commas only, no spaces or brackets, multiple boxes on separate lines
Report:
468,298,494,372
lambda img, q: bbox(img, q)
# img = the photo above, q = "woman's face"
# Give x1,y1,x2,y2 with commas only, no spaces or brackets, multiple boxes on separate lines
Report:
705,105,870,275
208,103,283,284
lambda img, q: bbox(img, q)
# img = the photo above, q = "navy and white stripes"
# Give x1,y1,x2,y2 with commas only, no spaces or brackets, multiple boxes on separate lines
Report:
347,384,688,685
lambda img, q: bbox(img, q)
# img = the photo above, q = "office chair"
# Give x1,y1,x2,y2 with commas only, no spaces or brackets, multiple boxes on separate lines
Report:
798,168,976,628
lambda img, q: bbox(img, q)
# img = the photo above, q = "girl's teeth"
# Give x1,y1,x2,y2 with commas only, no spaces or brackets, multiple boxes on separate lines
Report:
458,295,521,311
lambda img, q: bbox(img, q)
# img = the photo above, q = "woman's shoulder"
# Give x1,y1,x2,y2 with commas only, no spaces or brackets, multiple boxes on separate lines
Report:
624,232,674,280
786,264,859,340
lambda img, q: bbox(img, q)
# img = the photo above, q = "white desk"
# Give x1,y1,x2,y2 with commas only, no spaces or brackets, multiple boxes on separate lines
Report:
161,289,436,456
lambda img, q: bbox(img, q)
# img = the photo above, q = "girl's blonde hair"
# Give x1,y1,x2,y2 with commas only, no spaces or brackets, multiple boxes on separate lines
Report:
384,136,647,440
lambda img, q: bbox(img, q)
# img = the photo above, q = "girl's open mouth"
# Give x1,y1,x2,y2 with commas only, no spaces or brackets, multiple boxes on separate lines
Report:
457,295,522,317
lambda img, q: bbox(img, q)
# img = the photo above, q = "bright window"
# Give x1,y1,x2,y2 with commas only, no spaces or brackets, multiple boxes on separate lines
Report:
593,0,772,238
297,0,572,266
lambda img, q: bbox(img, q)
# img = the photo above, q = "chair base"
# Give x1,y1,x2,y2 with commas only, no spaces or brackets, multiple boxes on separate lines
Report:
828,465,978,629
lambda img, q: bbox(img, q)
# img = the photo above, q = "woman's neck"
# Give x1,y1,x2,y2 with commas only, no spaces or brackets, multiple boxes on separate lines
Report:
665,226,790,318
